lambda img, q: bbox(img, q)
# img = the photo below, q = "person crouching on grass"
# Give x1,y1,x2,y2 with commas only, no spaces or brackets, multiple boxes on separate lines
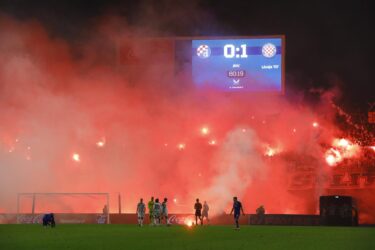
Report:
230,197,245,230
42,213,56,228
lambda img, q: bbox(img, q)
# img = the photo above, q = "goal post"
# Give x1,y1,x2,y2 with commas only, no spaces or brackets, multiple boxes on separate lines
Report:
17,192,110,224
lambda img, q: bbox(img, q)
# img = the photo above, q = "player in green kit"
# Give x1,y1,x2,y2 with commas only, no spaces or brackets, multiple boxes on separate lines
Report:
148,197,154,225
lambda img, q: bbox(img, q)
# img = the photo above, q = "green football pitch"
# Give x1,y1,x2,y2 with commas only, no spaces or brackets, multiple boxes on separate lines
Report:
0,224,374,250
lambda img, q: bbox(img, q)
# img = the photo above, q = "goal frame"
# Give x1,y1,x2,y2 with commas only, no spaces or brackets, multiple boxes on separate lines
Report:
17,192,110,224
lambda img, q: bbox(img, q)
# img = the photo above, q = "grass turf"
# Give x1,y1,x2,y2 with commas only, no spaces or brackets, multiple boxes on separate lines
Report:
0,224,374,250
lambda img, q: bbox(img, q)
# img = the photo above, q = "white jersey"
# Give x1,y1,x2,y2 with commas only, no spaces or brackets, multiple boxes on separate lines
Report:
153,202,162,216
203,203,209,212
162,202,168,216
202,203,209,216
137,202,145,217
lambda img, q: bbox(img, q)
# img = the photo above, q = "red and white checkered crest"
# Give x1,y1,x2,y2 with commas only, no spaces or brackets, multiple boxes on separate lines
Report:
262,43,277,58
196,45,211,58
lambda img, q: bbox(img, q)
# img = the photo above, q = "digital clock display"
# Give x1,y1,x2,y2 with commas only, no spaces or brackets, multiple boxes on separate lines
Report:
192,37,284,93
227,70,246,78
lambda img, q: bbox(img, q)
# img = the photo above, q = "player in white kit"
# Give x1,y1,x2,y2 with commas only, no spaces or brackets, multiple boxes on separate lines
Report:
161,198,170,226
136,198,146,226
202,201,210,224
153,198,162,226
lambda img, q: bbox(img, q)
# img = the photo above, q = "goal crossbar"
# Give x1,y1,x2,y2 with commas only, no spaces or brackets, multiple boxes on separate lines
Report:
17,192,110,224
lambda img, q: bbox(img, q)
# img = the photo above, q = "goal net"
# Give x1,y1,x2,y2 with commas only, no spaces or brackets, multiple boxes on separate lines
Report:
17,193,110,224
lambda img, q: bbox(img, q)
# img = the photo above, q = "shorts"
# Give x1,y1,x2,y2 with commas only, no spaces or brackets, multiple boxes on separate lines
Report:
43,218,55,227
42,218,49,226
234,213,240,220
195,211,202,217
137,213,145,219
202,211,208,217
154,210,161,218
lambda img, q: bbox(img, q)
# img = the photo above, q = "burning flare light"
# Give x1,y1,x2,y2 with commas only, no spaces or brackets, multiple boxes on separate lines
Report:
185,219,193,227
200,127,209,135
96,137,106,148
72,153,80,162
325,138,360,166
177,143,185,150
264,145,282,157
208,139,216,146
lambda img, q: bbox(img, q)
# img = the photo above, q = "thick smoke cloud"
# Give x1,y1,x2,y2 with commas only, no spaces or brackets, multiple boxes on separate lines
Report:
0,13,374,223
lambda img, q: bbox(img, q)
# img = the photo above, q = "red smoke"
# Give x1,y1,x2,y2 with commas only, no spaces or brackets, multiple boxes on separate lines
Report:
0,15,374,223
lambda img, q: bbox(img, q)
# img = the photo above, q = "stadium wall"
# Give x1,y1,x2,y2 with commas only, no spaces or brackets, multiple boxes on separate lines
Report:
1,213,321,226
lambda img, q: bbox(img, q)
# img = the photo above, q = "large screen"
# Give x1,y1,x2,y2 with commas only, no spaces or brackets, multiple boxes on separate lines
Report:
192,37,284,93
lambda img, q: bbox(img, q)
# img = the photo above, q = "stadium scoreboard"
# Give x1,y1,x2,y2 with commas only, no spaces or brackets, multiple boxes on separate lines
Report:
191,37,284,93
118,35,285,94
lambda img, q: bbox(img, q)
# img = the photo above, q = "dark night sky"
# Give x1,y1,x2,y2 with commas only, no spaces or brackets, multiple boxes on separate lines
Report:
0,0,373,111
